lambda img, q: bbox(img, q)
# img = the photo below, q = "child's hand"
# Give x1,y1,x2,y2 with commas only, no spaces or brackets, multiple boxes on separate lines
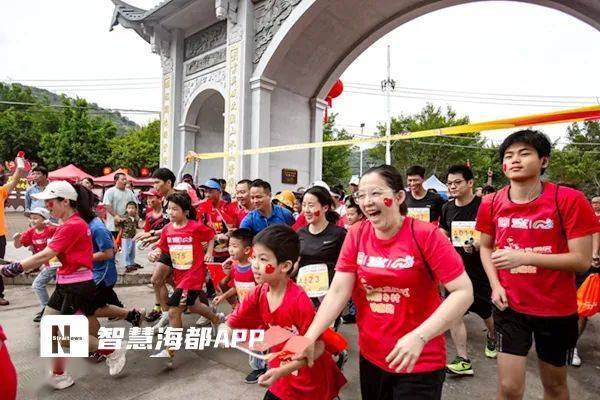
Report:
12,232,21,241
258,368,282,387
148,249,161,262
212,295,224,306
222,258,233,275
204,253,214,263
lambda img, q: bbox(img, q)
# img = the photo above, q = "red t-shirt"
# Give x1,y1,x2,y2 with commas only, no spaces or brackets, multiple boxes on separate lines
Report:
476,182,599,316
336,218,464,374
19,225,57,266
227,262,256,302
233,202,251,228
158,219,215,290
227,281,347,400
196,199,236,258
144,210,168,232
0,325,17,400
292,213,307,231
48,214,93,278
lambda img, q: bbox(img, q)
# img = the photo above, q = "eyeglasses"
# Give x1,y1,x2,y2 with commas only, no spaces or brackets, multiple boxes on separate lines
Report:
446,179,465,187
353,188,394,202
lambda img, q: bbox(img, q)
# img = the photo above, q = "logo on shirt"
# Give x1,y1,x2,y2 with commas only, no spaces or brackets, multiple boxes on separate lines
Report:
498,217,510,228
357,252,415,270
532,218,554,230
497,217,555,230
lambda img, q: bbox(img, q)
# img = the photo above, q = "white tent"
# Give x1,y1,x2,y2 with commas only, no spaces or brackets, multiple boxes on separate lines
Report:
423,175,448,198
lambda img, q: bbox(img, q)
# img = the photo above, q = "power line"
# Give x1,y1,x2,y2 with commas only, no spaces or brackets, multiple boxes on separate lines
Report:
9,77,161,82
0,100,160,114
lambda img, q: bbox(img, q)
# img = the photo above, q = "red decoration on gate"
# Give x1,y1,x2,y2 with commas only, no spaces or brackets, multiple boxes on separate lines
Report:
324,80,344,123
140,167,150,177
103,166,112,175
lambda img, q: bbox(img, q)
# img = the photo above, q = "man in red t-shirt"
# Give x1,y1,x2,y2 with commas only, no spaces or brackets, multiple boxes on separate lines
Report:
477,130,598,400
197,179,236,262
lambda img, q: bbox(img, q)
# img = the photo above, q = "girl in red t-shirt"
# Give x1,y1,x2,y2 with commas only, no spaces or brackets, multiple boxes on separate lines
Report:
149,191,224,366
295,165,473,400
0,181,130,389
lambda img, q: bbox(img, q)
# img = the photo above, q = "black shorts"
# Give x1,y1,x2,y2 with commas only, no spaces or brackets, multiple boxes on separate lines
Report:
493,306,578,367
167,288,209,307
469,280,492,320
93,282,123,309
359,354,445,400
263,391,281,400
47,280,101,316
158,252,173,268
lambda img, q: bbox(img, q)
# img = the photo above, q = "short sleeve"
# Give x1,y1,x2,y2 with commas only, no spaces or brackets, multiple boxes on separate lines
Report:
196,222,216,242
419,225,464,284
559,188,600,239
102,189,112,205
335,224,360,274
0,186,8,202
439,204,450,232
19,228,34,247
227,284,264,329
283,208,294,225
475,194,495,236
157,227,169,254
293,292,317,335
239,213,252,230
92,225,115,252
48,223,81,254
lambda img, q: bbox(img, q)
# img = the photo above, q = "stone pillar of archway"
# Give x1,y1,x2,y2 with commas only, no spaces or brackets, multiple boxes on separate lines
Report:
177,123,200,177
249,77,276,179
309,97,327,183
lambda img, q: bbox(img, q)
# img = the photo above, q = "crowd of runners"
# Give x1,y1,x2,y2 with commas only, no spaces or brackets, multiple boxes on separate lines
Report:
1,128,599,400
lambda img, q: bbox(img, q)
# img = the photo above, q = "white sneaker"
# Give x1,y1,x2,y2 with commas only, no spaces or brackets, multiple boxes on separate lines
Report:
150,348,175,368
571,348,581,367
106,341,128,376
47,372,74,390
152,311,170,335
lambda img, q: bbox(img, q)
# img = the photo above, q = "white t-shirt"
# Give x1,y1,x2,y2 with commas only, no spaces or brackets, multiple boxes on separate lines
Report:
102,186,137,231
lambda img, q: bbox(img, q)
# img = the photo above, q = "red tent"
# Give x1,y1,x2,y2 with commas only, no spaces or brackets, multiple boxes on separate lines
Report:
47,164,93,183
94,169,153,187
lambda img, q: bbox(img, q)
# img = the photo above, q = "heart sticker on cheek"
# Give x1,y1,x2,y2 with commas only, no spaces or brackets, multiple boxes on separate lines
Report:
502,163,507,172
383,198,393,208
265,264,275,274
314,210,321,217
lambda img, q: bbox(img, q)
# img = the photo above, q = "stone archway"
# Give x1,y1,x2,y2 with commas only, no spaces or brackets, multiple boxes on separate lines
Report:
181,87,226,182
248,0,600,186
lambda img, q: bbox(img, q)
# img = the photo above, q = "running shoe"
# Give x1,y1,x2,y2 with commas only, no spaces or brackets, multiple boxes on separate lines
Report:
341,314,356,324
151,312,170,335
485,335,498,359
336,349,349,371
106,341,128,376
571,348,581,367
47,372,74,390
446,356,474,376
0,297,9,306
150,348,176,368
128,309,146,327
33,309,44,323
244,368,267,384
87,351,107,364
145,308,162,323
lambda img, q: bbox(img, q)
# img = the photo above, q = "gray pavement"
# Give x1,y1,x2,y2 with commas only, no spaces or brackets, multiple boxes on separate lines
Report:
1,285,599,399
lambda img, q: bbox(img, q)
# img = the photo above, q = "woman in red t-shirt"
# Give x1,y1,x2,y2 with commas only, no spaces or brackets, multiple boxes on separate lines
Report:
0,181,129,389
296,165,474,400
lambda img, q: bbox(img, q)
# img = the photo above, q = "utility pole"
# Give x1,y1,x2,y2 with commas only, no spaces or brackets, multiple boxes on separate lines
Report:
381,45,396,165
359,122,365,175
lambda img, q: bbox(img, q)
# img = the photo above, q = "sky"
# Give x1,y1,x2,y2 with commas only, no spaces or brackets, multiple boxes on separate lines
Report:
1,1,599,148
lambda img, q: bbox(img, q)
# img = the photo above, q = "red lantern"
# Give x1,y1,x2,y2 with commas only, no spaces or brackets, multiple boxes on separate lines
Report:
326,80,344,107
103,166,112,175
121,167,130,175
140,167,150,177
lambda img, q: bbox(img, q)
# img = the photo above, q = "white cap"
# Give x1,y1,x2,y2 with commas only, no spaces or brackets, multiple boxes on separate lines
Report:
32,181,78,201
24,207,51,220
174,182,191,191
349,176,359,186
309,180,331,192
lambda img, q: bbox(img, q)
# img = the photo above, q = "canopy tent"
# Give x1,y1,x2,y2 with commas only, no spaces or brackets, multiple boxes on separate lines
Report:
47,164,93,183
423,175,449,199
93,169,153,187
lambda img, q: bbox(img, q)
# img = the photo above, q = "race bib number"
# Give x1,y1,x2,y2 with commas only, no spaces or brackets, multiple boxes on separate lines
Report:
297,264,329,298
169,245,193,270
451,221,480,247
407,207,430,222
511,265,537,274
235,281,256,302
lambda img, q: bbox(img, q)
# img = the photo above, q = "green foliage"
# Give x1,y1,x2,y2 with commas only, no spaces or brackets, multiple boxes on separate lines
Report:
108,120,161,175
39,98,117,175
322,114,354,187
368,103,502,186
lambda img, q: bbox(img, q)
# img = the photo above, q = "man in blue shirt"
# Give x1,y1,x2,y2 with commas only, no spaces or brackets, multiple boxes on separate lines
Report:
25,166,49,211
240,179,294,234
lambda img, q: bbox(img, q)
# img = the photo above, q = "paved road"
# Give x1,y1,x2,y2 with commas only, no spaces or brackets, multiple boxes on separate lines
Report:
2,285,599,400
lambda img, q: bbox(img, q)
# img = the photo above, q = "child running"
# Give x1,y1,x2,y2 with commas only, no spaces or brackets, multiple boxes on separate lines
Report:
212,228,266,383
13,207,57,322
225,224,347,400
148,191,224,364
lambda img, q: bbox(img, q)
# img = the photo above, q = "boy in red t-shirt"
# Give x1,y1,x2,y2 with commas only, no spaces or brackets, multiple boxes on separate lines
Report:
225,224,346,400
13,207,56,322
148,192,224,366
476,130,598,400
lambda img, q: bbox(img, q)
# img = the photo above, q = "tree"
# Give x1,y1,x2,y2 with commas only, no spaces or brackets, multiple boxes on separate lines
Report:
322,114,354,187
40,98,117,175
108,120,161,175
368,103,501,186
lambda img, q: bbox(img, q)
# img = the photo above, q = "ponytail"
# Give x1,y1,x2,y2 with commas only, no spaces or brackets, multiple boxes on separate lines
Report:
70,183,96,223
325,210,340,224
